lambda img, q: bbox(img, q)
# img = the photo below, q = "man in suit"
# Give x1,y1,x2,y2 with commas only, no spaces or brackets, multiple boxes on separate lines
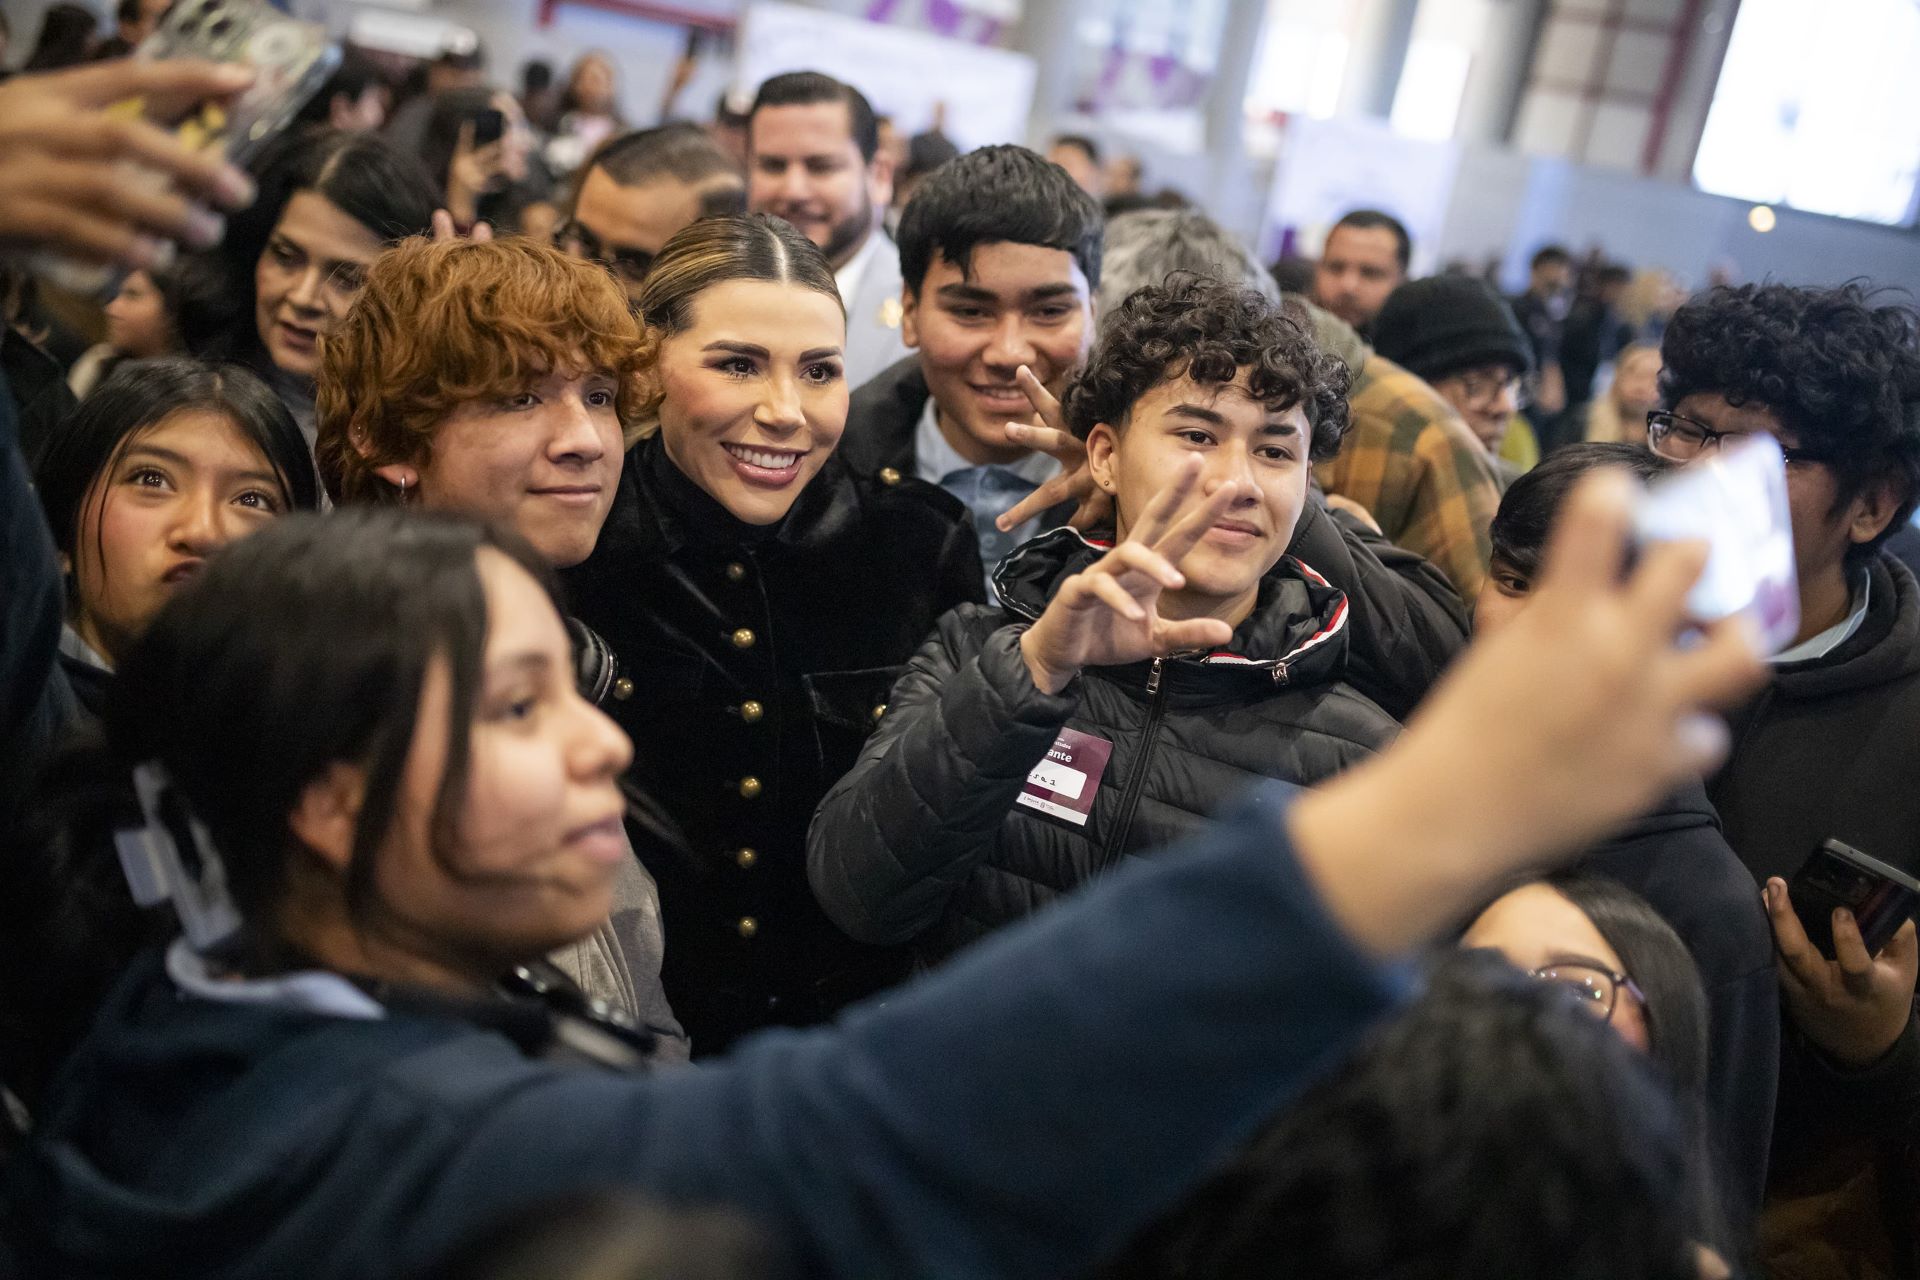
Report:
746,71,910,390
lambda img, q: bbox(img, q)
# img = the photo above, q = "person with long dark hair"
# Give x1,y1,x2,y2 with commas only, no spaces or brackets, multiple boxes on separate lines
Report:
2,461,1766,1275
176,129,437,441
420,87,540,234
0,360,319,1090
1463,873,1731,1264
4,358,317,772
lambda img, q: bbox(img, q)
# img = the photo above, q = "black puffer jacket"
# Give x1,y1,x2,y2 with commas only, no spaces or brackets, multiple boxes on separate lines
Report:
809,528,1399,963
1284,497,1466,720
562,436,985,1053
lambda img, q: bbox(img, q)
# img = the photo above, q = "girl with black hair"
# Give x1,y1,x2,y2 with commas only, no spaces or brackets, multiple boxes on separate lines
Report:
2,357,318,804
2,470,1767,1277
1464,872,1732,1260
1465,872,1709,1088
176,129,438,441
66,267,186,400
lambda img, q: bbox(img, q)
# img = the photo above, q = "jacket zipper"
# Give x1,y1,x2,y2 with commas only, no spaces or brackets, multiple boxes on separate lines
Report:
1103,657,1169,865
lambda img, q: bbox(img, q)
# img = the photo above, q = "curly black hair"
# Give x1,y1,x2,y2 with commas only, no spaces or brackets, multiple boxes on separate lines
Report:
1063,274,1351,461
1661,282,1920,566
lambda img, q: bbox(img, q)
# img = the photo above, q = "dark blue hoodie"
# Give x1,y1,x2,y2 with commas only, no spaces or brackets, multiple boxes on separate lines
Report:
4,784,1404,1280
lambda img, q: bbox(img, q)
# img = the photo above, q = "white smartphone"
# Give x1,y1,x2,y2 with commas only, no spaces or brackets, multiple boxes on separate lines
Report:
1632,433,1800,654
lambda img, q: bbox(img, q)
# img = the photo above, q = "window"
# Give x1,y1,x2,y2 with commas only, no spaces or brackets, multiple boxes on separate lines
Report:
1245,0,1364,121
1692,0,1920,225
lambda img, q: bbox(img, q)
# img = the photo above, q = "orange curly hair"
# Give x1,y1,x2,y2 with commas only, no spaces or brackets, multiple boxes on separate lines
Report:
315,235,655,505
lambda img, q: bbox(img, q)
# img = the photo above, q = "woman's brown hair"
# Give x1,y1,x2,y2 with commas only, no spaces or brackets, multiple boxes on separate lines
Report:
315,235,650,505
638,212,842,339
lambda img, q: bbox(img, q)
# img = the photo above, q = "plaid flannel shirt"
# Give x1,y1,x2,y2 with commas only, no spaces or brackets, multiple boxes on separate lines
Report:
1315,353,1501,601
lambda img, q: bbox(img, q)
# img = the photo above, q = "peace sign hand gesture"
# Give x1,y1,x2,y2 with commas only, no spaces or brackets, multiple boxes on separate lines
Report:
996,365,1110,533
1018,456,1241,695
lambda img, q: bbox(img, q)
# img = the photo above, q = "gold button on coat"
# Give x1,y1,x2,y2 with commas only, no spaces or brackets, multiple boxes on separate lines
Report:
725,562,747,582
740,699,764,723
611,677,635,701
871,703,887,723
735,847,758,869
878,467,901,485
736,916,759,938
731,627,756,650
738,775,762,799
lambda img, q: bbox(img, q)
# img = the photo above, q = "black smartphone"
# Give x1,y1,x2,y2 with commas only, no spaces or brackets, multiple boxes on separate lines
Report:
1788,838,1920,959
470,107,507,148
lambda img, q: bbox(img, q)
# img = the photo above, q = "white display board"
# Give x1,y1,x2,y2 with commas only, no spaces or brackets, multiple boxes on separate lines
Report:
1260,114,1462,274
733,1,1037,152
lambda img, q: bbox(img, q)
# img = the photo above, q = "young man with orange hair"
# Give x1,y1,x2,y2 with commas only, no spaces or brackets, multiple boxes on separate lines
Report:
316,235,652,571
314,235,685,1056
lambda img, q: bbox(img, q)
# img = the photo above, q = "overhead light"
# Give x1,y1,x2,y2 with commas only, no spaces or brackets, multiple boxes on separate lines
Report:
1748,205,1778,233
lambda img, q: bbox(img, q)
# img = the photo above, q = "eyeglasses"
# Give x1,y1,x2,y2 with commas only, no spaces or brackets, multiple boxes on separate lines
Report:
1528,961,1646,1022
1646,410,1826,466
1446,369,1531,411
553,219,655,286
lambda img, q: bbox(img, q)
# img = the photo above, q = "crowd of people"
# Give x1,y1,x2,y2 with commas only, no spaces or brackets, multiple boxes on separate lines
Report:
0,22,1917,1280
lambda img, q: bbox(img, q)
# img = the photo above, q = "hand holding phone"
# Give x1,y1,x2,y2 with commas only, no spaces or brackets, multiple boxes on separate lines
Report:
1633,432,1800,654
0,60,259,273
24,0,336,295
1789,839,1920,959
1766,859,1920,1068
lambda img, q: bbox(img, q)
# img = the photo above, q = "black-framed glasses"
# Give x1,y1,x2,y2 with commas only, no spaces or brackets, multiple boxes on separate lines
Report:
1646,410,1825,466
553,219,655,286
1528,961,1646,1021
1447,368,1532,411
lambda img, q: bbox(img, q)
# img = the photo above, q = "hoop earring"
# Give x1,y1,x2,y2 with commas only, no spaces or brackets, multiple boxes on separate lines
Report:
396,474,409,503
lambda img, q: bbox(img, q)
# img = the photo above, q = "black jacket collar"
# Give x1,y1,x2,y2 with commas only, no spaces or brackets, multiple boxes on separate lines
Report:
610,433,867,563
841,356,927,478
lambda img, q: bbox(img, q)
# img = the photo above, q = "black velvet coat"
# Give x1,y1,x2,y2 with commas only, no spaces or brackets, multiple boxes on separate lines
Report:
562,436,984,1053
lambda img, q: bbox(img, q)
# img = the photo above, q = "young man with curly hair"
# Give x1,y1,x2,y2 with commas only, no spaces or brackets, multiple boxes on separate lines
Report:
809,275,1399,965
1652,285,1920,885
1653,284,1920,1275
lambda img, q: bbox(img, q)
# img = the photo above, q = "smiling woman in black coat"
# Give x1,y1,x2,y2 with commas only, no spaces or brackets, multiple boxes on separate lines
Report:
562,215,984,1053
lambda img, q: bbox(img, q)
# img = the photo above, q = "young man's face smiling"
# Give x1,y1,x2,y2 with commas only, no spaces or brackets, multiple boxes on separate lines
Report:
902,241,1094,467
1087,367,1312,626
